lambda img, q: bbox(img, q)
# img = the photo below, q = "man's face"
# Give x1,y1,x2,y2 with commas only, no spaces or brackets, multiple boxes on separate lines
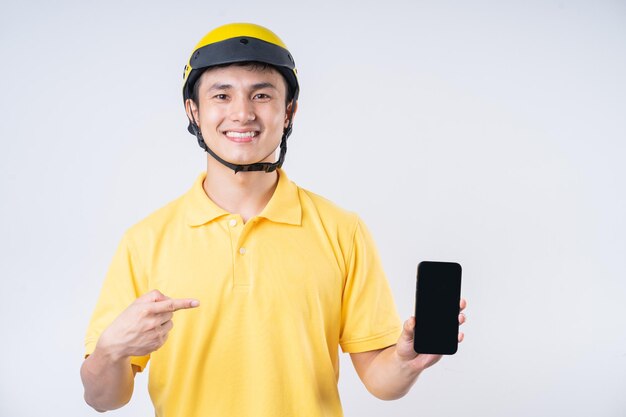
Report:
186,65,293,167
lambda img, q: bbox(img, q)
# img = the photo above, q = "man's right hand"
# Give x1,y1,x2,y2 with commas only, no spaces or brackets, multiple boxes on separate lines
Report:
82,290,198,411
96,289,200,361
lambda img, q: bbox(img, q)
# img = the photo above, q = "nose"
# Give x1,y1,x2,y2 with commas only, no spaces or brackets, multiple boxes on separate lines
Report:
229,95,256,123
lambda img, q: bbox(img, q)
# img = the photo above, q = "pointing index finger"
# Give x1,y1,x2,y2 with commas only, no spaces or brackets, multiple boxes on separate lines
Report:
154,298,200,313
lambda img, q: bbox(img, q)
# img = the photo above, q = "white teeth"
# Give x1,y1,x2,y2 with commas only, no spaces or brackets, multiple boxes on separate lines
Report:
225,131,257,138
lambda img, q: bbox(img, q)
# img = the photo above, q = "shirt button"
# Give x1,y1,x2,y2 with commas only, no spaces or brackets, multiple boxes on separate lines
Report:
229,219,237,227
239,247,246,255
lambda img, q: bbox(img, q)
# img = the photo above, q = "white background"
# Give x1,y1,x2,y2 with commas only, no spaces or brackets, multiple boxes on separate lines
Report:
1,0,625,416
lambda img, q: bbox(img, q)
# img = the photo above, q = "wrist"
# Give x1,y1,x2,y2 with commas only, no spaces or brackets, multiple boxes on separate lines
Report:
94,334,129,365
393,347,425,377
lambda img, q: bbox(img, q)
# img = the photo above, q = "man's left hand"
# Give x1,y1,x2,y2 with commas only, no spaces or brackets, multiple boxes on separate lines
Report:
394,298,467,372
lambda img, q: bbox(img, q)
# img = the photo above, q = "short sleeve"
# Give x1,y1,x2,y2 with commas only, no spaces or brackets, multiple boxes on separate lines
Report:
84,232,151,371
339,218,402,353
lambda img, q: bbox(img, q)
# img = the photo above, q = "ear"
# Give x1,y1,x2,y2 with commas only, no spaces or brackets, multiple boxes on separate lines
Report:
185,99,200,125
284,101,298,128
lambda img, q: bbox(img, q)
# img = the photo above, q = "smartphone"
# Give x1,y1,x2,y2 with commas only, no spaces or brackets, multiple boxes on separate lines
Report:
414,261,462,355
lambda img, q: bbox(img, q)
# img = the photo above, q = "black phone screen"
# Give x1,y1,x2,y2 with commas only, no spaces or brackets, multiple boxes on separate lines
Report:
414,261,462,355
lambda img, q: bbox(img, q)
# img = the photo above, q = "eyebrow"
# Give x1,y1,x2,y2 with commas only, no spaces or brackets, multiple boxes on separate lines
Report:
250,82,277,91
208,83,232,91
207,82,278,92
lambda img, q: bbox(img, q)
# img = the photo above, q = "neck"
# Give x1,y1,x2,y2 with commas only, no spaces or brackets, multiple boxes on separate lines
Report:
202,156,279,223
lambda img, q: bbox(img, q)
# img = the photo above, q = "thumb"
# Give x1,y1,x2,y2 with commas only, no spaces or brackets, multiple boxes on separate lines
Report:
400,316,415,343
140,289,169,303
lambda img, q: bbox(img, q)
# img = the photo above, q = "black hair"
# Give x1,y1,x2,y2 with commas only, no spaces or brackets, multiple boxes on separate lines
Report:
189,61,294,107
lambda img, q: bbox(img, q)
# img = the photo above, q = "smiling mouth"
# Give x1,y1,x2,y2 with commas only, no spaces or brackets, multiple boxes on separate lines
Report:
224,131,259,140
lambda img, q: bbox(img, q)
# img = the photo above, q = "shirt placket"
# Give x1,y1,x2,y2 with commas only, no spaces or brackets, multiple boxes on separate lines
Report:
226,215,252,291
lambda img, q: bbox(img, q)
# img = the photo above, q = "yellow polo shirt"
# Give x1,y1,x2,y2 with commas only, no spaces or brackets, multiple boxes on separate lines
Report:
85,170,401,417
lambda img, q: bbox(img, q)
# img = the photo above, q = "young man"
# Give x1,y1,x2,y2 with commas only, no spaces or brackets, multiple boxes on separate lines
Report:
81,23,466,417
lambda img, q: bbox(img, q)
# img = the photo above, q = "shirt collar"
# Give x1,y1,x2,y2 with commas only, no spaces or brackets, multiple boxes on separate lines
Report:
185,169,302,227
185,173,229,226
258,169,302,226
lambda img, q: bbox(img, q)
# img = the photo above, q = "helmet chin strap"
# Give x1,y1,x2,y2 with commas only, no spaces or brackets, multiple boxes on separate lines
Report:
189,99,295,174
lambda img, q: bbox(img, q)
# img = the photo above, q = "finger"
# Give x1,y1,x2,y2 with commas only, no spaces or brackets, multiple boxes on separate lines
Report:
400,316,415,342
153,323,168,346
156,311,174,325
458,332,465,343
161,319,174,334
139,289,168,303
153,298,200,313
459,313,466,325
460,298,467,311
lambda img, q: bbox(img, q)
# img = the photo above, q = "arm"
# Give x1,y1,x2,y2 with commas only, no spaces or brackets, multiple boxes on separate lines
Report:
80,350,138,412
81,290,199,412
350,298,467,400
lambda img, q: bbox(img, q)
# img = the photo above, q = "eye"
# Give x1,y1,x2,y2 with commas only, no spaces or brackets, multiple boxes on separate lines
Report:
213,94,228,100
253,93,271,100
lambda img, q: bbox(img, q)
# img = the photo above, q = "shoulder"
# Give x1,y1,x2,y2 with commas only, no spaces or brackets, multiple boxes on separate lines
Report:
295,183,361,236
122,191,188,246
122,173,206,242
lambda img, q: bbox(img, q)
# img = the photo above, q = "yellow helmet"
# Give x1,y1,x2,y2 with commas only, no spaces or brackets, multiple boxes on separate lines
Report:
182,23,299,173
183,23,299,102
